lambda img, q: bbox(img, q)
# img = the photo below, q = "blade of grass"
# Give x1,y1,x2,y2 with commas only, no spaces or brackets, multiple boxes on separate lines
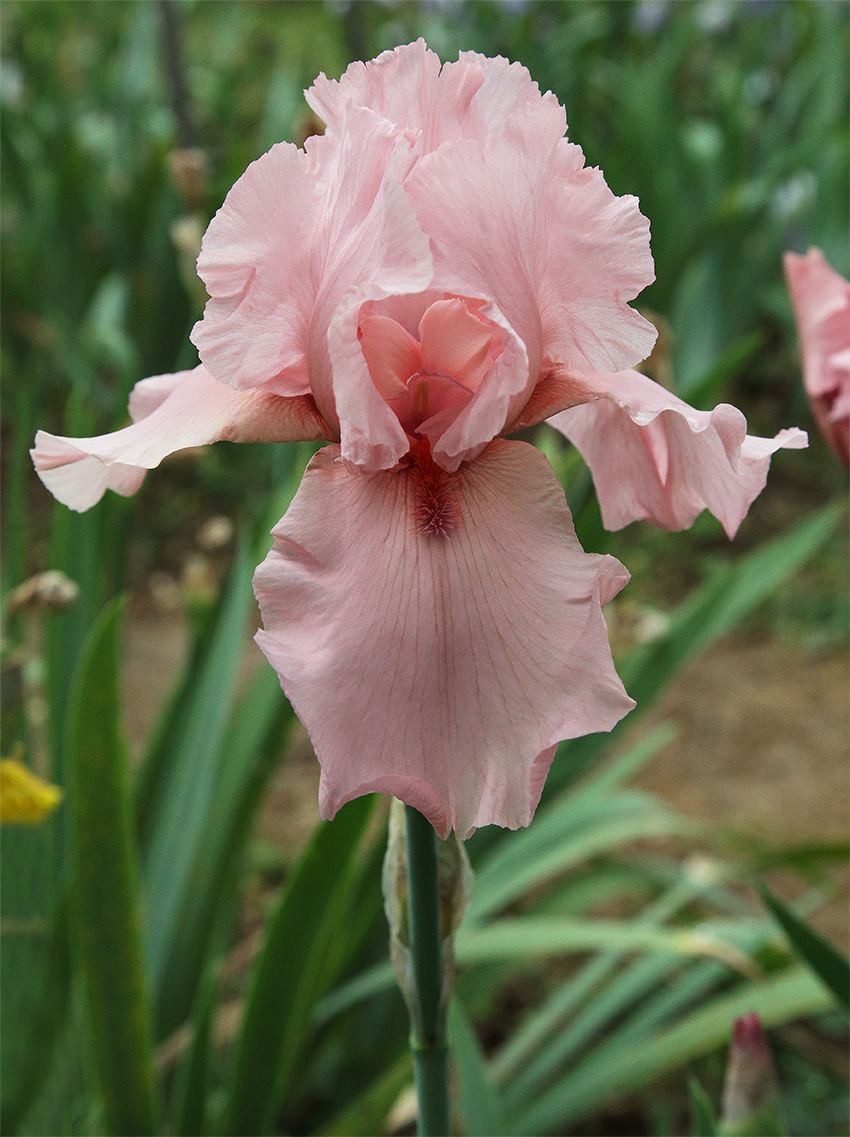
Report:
155,662,293,1037
170,967,216,1137
66,597,158,1136
220,795,377,1136
457,918,751,966
319,1052,413,1137
141,537,254,1026
758,885,850,1010
468,795,690,925
450,999,506,1137
508,967,831,1136
689,1077,719,1136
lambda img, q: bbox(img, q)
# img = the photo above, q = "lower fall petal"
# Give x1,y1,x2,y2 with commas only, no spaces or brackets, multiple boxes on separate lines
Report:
253,439,633,839
31,364,330,512
549,369,807,538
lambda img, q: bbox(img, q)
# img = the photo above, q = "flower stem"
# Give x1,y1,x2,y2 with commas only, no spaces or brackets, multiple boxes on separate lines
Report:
404,805,451,1136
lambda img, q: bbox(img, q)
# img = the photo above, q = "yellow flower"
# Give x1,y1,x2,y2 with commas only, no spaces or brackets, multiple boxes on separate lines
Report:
0,748,63,824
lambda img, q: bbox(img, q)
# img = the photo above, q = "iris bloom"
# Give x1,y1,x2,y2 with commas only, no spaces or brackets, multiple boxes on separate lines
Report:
32,43,805,837
784,248,850,469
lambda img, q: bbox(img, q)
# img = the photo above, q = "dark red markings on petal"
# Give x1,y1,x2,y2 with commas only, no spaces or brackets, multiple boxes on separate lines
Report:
410,439,461,537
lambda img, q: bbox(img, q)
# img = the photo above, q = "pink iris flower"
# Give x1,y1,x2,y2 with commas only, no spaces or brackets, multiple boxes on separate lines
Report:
32,42,806,838
783,248,850,469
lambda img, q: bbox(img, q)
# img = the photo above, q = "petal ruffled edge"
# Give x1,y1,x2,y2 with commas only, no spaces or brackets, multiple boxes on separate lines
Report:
31,365,331,512
549,369,807,537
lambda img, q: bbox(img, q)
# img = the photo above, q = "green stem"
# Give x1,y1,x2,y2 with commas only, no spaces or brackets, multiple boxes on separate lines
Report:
405,806,451,1136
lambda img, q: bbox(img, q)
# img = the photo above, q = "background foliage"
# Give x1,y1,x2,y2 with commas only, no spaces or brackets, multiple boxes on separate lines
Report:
2,2,847,1135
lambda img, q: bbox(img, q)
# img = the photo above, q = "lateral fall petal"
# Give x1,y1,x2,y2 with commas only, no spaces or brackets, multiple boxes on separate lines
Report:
549,369,807,538
31,365,330,512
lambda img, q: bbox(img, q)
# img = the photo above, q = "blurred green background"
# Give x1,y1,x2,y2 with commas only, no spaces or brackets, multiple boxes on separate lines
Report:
1,3,847,1136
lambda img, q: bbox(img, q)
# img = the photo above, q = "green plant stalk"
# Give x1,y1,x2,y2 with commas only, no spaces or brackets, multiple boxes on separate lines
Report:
405,806,451,1136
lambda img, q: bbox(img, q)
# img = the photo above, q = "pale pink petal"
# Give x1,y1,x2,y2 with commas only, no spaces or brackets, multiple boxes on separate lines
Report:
30,437,147,512
454,50,565,142
310,109,434,446
306,41,565,154
406,133,656,438
549,369,807,538
418,298,495,391
508,366,599,433
784,248,850,468
191,141,318,396
192,108,432,431
127,371,185,420
253,439,633,839
358,313,421,399
537,141,657,375
31,365,330,512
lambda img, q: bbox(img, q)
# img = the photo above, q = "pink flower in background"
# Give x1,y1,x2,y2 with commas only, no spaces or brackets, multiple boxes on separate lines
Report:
31,42,804,837
784,248,850,469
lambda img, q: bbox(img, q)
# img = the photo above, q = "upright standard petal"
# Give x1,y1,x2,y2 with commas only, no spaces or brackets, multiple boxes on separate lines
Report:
191,141,319,396
31,365,329,512
192,107,432,424
406,131,656,424
253,440,633,839
307,40,565,155
549,369,807,538
784,248,850,468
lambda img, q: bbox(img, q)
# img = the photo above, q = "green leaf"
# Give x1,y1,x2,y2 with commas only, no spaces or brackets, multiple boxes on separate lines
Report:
450,1000,505,1137
154,662,293,1038
0,895,71,1135
66,597,158,1136
140,538,255,1034
689,1077,719,1136
170,968,217,1137
220,796,377,1136
758,885,850,1010
468,790,688,925
457,917,751,967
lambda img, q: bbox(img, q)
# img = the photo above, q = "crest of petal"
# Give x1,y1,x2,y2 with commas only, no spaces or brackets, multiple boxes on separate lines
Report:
253,439,633,839
549,369,807,538
31,365,329,512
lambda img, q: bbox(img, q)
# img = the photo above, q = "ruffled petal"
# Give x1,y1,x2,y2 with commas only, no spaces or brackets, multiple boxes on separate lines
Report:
406,133,655,437
253,439,633,839
549,369,807,538
192,108,433,430
191,141,319,396
307,40,565,154
31,365,330,512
